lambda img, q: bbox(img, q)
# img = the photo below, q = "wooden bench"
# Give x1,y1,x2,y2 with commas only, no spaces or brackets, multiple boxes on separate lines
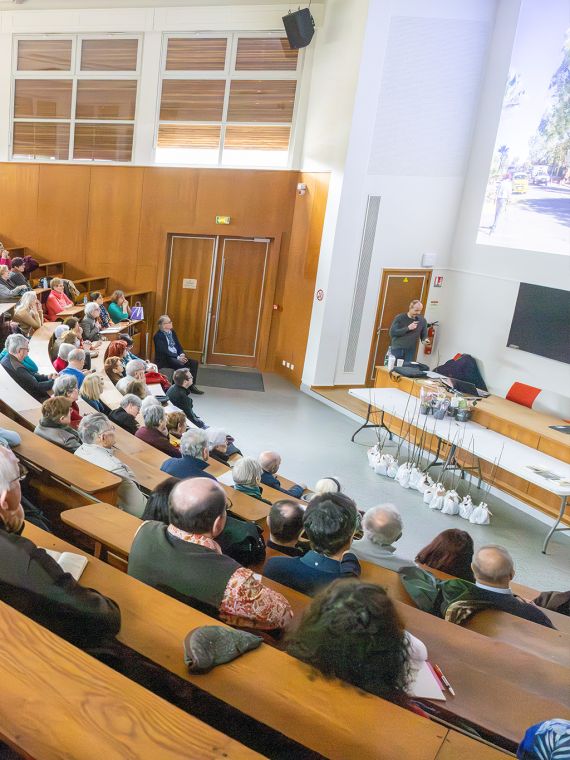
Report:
22,522,510,759
31,260,66,286
0,598,258,760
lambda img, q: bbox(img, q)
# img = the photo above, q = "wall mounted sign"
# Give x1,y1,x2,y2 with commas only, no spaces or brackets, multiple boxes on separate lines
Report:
216,215,231,224
183,278,197,289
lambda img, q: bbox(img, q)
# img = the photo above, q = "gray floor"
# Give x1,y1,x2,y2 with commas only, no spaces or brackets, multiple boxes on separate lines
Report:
196,372,570,590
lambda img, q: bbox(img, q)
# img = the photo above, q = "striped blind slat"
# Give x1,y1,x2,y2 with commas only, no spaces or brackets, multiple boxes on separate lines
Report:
14,79,73,119
17,39,72,71
157,124,221,149
80,39,138,71
165,38,227,71
227,80,296,123
235,38,298,71
12,122,70,159
75,80,137,120
159,79,226,121
73,123,134,161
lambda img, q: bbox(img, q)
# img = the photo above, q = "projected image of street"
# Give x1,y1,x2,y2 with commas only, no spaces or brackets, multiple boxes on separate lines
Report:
477,0,570,255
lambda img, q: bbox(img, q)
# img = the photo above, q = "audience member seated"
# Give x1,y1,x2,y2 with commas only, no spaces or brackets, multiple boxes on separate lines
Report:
0,446,121,648
0,264,27,301
49,324,71,361
7,257,30,290
0,333,41,375
34,396,82,453
0,243,11,267
124,379,148,400
52,374,82,428
153,315,202,394
116,359,148,396
109,394,141,436
104,356,125,385
0,334,54,402
166,411,187,449
160,429,216,480
166,368,205,425
416,529,475,583
59,348,87,389
45,277,73,321
205,428,230,464
75,414,146,517
13,291,43,337
52,342,74,372
286,580,427,713
351,504,415,572
80,301,102,343
232,457,271,504
259,451,305,498
470,545,554,628
533,589,570,617
107,339,129,366
517,719,570,760
80,373,112,415
90,291,111,328
264,493,361,595
141,476,179,523
311,477,342,498
63,318,96,369
135,404,181,458
128,477,291,630
107,289,131,324
117,333,171,392
267,500,307,556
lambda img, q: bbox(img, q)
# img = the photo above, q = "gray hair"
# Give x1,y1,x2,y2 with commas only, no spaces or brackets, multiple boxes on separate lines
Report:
53,374,78,396
158,314,171,328
472,545,515,584
206,428,227,450
18,291,37,310
0,446,19,493
125,359,145,377
6,334,29,354
57,343,74,361
259,450,280,473
68,348,85,364
120,393,142,410
142,404,165,428
232,456,262,487
54,324,68,340
180,429,209,459
84,301,100,318
78,413,113,444
313,477,341,496
362,504,403,546
140,395,161,412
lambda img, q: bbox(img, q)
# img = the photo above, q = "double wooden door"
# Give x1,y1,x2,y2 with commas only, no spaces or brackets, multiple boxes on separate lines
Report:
366,268,432,385
165,235,272,368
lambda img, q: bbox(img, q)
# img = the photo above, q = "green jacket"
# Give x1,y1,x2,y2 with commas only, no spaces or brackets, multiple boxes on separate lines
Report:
234,483,272,505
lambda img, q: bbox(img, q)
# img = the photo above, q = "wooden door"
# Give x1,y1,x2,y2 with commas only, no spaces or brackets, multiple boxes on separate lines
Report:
206,238,269,367
366,269,431,385
166,236,216,363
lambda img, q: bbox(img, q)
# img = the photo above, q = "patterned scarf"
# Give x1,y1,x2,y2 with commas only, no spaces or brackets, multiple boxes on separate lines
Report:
167,525,221,554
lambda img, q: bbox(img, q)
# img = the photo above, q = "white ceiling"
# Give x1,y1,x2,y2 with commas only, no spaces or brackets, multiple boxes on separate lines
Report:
0,0,313,8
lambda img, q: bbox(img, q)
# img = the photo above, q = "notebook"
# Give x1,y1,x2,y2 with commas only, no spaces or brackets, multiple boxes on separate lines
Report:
44,550,88,582
406,662,447,701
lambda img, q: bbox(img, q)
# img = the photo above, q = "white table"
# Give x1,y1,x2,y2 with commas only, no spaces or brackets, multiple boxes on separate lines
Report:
349,387,570,553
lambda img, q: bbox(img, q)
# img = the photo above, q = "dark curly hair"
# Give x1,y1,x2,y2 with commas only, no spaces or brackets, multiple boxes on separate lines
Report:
286,580,411,706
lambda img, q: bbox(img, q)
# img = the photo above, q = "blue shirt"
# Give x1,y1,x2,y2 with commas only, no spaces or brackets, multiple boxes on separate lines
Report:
264,549,361,596
60,366,85,389
160,455,216,480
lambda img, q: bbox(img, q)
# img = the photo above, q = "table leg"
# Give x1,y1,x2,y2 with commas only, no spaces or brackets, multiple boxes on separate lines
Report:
351,406,393,443
425,436,443,472
542,496,569,554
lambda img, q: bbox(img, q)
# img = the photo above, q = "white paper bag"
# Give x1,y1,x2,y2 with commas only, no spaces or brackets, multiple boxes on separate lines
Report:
469,502,492,525
423,485,436,504
429,484,446,510
459,495,474,520
396,463,412,488
367,445,381,468
374,453,395,477
441,490,460,515
417,473,434,494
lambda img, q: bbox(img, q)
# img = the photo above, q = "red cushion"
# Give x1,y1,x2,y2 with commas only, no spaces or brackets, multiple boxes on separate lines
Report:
506,382,541,408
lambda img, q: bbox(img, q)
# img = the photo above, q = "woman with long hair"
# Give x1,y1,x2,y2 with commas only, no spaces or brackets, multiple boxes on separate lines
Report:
415,529,475,583
81,373,111,415
287,580,427,712
13,291,44,336
107,290,131,324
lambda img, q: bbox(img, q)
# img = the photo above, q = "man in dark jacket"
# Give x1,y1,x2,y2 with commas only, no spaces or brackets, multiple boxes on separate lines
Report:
264,493,361,595
153,315,202,394
388,299,430,363
259,451,305,498
160,428,216,480
109,394,141,436
0,446,120,648
7,257,30,290
166,368,206,428
471,545,554,628
1,334,53,402
267,500,307,557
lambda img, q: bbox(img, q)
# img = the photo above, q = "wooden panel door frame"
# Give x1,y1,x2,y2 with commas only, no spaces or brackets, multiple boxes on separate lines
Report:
366,268,432,385
165,235,219,363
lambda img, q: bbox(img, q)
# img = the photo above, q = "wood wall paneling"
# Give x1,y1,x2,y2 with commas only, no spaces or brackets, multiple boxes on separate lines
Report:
0,163,40,250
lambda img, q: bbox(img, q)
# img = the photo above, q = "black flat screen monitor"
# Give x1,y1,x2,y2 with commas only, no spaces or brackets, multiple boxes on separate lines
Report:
507,283,570,364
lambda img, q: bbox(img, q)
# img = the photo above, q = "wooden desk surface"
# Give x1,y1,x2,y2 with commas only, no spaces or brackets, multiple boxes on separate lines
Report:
22,523,449,760
57,304,85,317
0,411,121,498
0,598,257,760
0,302,16,315
0,366,41,414
28,321,58,373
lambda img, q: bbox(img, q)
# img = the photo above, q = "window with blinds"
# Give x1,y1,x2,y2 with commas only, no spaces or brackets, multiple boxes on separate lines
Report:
156,34,301,168
12,36,139,163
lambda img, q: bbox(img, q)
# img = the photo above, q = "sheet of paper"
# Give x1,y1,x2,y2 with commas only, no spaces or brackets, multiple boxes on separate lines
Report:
45,549,88,582
406,661,446,701
217,470,235,486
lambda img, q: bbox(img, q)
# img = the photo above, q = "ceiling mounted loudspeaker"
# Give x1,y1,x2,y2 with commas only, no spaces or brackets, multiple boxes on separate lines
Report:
282,8,315,49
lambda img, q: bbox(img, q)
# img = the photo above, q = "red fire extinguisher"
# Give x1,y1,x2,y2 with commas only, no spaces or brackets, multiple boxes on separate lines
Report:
424,321,438,355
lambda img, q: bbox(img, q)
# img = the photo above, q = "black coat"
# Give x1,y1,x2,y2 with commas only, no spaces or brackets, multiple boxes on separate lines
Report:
109,406,139,435
166,384,205,428
153,329,183,368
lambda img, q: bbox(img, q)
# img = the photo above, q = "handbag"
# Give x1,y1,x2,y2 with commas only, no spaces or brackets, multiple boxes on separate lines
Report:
130,301,144,321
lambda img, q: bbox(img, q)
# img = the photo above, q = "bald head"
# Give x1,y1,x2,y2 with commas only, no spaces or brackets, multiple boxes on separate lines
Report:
362,504,403,546
259,451,281,474
169,477,227,536
472,545,514,588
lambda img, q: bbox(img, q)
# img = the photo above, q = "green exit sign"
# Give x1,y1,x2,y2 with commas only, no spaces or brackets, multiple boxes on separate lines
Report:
216,215,231,225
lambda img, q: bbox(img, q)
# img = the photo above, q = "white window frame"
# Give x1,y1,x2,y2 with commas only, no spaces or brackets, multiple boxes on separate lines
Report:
10,33,143,165
155,31,304,170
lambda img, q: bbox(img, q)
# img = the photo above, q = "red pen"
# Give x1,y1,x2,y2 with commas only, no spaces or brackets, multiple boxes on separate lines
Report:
433,664,455,696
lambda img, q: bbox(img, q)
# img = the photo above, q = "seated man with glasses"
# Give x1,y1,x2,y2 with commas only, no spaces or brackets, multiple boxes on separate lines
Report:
0,334,54,402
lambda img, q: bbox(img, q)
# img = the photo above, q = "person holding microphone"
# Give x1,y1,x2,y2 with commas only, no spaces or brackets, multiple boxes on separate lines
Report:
388,299,431,364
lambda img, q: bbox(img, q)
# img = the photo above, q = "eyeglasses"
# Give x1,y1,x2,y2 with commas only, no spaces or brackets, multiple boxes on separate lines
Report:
10,462,28,485
225,497,233,511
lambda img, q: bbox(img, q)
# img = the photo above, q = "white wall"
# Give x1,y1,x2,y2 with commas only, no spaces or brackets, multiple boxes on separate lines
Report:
302,0,496,387
437,0,570,396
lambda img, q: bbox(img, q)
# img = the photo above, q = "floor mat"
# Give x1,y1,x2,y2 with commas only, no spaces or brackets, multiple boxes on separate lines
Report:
198,367,265,392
